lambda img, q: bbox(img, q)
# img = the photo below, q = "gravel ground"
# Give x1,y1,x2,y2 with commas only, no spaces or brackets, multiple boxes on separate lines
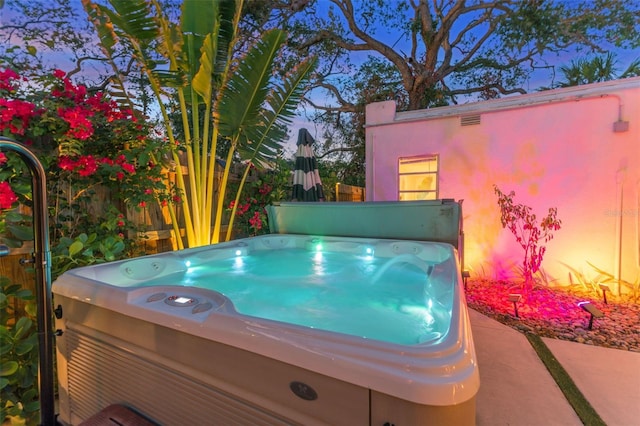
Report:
465,279,640,352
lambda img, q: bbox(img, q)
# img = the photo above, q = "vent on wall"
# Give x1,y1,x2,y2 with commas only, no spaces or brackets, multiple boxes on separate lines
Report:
460,115,481,126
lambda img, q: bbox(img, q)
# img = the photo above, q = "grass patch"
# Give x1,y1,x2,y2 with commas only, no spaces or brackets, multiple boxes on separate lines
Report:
525,333,606,426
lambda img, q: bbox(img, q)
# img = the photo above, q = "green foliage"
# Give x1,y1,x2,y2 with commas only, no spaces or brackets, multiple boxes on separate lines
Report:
563,261,640,303
84,0,316,247
0,277,39,426
227,155,292,237
551,53,640,88
1,68,169,278
280,0,640,185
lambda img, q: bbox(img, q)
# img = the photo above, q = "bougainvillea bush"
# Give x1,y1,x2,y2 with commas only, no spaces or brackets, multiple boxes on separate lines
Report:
0,67,174,274
227,157,292,238
1,67,175,424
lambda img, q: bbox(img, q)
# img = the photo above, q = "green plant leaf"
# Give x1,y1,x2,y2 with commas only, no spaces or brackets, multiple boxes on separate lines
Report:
24,303,36,317
68,241,84,257
6,224,33,241
14,341,34,356
13,317,33,340
14,289,33,300
0,361,18,377
218,30,287,138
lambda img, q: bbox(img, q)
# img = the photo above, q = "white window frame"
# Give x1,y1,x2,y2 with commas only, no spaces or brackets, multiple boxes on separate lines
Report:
398,154,439,201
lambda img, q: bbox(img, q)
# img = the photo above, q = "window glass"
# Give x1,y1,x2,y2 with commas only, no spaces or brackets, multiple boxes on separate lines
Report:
398,155,438,200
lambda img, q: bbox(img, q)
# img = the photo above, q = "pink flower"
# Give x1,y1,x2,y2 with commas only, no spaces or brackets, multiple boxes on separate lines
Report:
0,181,18,209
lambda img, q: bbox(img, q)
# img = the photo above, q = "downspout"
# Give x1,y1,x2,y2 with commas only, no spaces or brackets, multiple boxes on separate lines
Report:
0,137,56,425
615,168,625,297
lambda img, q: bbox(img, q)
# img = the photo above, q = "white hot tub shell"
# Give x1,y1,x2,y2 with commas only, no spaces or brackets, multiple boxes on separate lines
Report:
53,201,479,425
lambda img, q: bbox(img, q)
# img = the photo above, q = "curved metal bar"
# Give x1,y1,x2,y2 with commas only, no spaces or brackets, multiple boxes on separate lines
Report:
0,137,55,425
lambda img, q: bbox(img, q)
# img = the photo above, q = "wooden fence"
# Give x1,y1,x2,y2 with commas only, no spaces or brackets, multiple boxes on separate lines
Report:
335,183,365,202
0,164,253,311
1,172,363,307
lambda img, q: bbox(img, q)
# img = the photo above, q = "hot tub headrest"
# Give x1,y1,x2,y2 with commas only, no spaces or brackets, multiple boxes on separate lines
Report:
266,200,462,250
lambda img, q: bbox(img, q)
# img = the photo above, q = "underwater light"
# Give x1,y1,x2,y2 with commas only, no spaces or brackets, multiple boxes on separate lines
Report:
184,260,192,268
235,249,242,256
315,243,323,252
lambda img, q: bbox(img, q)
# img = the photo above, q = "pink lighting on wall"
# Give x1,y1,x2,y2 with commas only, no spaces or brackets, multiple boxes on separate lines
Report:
366,78,640,288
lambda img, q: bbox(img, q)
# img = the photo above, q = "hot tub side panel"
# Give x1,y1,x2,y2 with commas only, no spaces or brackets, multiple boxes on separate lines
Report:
55,296,369,426
55,295,477,426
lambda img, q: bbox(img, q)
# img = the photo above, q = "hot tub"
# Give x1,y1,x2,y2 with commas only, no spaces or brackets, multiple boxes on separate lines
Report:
54,202,479,425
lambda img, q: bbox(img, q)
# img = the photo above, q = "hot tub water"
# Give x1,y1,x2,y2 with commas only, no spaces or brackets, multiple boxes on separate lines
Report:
174,247,451,345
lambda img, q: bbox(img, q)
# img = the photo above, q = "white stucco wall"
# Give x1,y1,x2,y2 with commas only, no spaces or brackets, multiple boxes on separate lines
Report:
366,77,640,289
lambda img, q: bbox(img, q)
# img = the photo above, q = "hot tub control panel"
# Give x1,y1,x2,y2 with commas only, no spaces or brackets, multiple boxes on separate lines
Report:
125,287,233,322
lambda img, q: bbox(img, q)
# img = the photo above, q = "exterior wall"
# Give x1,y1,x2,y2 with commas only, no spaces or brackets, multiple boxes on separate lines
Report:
365,77,640,289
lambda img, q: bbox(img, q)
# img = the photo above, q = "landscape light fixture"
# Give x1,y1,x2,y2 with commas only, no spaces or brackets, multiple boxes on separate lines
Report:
462,270,470,290
598,283,610,305
578,301,604,330
508,294,522,318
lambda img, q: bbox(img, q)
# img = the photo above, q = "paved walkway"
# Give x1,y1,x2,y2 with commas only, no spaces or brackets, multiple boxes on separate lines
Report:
469,309,640,426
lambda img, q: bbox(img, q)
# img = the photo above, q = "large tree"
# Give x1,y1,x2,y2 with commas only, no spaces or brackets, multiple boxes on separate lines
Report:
285,0,639,110
275,0,640,177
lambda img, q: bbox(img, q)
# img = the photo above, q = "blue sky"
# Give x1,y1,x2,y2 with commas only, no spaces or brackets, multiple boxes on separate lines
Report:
2,0,638,154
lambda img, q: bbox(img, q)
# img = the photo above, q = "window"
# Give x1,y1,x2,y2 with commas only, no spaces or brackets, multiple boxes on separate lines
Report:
398,155,439,201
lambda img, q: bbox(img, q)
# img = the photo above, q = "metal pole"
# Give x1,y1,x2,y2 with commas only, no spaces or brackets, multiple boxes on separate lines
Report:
0,137,55,425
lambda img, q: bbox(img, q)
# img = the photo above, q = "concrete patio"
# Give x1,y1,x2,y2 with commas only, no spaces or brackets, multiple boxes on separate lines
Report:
470,309,640,426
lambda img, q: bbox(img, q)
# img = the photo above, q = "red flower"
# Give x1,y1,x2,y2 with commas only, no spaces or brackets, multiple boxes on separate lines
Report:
75,155,98,177
0,152,7,166
58,156,76,171
0,181,18,209
58,106,94,140
258,184,272,195
121,163,136,174
0,99,37,135
53,69,66,79
249,211,262,230
0,69,19,91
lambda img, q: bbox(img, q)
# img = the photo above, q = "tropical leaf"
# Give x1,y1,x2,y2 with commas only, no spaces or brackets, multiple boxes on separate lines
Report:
217,29,288,139
238,57,317,168
99,0,158,45
81,0,141,112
